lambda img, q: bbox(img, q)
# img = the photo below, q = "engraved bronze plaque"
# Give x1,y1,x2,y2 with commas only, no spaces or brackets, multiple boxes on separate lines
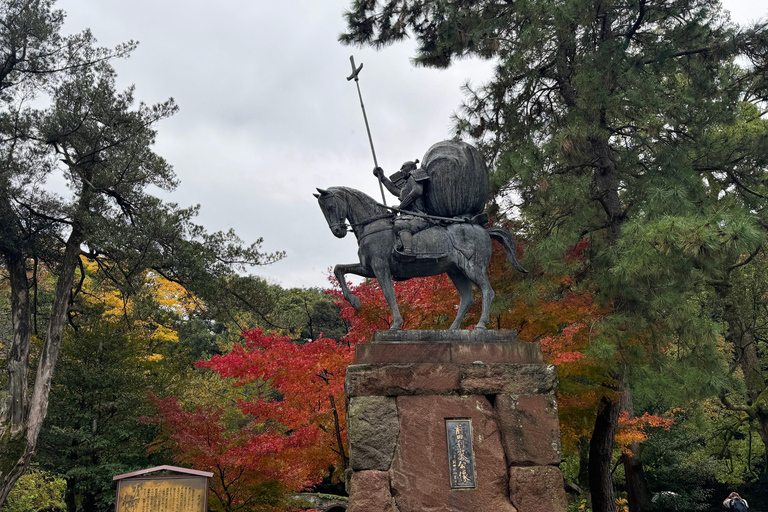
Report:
446,419,477,489
115,476,207,512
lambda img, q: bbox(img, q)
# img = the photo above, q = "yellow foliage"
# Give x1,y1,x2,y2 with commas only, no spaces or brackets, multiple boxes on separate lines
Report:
146,271,204,316
72,257,207,356
151,325,179,344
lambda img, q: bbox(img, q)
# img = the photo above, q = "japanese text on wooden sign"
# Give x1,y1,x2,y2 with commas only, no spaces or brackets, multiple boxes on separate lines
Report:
115,476,207,512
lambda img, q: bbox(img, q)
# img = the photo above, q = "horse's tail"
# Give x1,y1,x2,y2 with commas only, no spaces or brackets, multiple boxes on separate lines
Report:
486,227,528,273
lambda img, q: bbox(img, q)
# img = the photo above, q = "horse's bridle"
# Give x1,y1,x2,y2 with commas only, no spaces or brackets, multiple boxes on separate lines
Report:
323,195,350,235
323,189,394,240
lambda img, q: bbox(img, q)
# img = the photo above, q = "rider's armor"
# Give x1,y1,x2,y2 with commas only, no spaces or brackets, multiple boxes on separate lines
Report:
383,161,431,256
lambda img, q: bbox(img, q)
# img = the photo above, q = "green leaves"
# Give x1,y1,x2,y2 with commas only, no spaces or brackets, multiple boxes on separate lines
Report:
2,468,65,512
617,213,763,274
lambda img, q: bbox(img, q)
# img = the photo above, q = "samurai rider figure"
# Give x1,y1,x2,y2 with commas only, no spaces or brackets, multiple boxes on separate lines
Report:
373,160,431,257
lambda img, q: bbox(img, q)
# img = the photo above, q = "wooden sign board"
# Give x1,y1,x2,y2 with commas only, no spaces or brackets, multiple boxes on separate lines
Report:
114,465,212,512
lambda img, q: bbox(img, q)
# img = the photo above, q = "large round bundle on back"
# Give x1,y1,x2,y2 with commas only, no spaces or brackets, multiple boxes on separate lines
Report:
421,140,489,217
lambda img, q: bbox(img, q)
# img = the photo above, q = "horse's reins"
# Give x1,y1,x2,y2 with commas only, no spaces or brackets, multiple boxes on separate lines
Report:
337,192,395,235
346,212,394,228
346,214,395,242
381,204,477,224
336,191,479,243
343,206,474,230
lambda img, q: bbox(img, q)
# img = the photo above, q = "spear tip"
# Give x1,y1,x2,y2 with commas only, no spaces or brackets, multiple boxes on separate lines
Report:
347,55,363,81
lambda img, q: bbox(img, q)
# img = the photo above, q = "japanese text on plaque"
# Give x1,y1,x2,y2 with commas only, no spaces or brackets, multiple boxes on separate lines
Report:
446,419,476,488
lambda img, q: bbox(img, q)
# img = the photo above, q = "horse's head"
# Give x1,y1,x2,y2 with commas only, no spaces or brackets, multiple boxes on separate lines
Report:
315,188,348,238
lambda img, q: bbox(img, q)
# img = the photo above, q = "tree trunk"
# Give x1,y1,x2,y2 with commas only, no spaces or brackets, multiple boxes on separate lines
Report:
716,278,768,457
589,393,622,512
329,394,348,472
0,226,82,506
735,332,768,454
622,389,649,512
624,444,648,512
2,253,31,429
757,408,768,455
0,251,32,505
586,123,625,512
578,436,591,502
65,485,76,512
590,136,624,245
26,226,82,445
734,329,768,449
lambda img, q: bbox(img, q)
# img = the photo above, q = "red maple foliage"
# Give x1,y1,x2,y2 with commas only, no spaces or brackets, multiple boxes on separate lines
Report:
146,394,293,511
615,411,675,453
200,329,354,485
328,274,459,342
146,329,354,510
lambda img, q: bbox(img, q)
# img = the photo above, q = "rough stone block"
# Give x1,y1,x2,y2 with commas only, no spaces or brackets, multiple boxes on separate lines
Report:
459,364,558,395
508,466,568,512
347,470,398,512
355,338,542,365
346,363,461,397
348,396,399,471
496,394,562,465
346,362,558,397
390,395,516,512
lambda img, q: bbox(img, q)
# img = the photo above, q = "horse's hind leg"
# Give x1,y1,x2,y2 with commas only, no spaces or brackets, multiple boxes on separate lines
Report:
447,269,475,330
461,266,494,330
474,273,494,330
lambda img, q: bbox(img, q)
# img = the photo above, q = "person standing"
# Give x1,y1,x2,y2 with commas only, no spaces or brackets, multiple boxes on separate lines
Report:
723,492,749,511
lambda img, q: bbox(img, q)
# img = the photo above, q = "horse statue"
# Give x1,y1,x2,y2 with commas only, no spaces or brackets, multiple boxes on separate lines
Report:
314,186,526,330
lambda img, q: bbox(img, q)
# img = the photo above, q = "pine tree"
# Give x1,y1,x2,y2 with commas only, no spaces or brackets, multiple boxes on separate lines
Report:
341,1,768,510
0,2,279,504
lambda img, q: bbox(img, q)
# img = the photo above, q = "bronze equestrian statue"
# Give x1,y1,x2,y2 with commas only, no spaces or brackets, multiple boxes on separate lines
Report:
315,140,526,330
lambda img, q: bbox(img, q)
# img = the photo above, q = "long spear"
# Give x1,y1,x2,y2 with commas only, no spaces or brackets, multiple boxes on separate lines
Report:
347,55,387,206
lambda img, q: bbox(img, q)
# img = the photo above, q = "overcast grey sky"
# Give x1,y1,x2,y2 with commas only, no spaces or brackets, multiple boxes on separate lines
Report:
56,0,764,289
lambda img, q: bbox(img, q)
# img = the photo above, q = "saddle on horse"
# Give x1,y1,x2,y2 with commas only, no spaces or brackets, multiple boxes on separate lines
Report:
394,213,490,261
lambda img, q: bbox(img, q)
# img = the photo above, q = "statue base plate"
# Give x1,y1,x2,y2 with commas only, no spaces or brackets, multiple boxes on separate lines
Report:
356,334,541,365
371,329,519,343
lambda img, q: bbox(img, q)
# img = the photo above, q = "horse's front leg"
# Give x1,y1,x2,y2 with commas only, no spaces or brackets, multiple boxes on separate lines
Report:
371,263,403,330
334,263,371,311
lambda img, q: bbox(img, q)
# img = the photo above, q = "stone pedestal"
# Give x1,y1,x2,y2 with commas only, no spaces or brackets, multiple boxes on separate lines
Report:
345,330,568,512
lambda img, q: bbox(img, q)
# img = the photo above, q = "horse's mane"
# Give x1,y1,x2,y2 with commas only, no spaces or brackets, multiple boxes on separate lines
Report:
330,186,390,219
